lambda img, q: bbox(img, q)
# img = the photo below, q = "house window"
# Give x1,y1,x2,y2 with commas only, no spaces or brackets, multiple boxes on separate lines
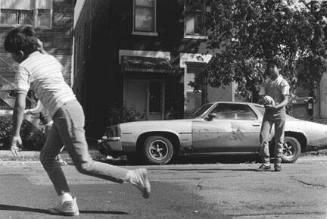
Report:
184,1,208,38
0,0,52,28
133,0,157,36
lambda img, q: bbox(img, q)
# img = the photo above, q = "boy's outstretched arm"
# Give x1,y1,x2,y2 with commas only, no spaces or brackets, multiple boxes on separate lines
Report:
11,92,26,156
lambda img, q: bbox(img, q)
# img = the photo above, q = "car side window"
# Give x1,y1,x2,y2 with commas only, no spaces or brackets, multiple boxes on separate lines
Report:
212,103,258,120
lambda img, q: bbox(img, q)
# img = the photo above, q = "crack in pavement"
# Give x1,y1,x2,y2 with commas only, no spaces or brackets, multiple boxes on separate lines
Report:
290,176,327,188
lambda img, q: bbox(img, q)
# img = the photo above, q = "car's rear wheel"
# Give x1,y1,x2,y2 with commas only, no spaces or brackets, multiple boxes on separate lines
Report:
143,135,174,165
281,136,301,163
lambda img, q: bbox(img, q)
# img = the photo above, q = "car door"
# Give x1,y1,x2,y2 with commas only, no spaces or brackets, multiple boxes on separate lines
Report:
192,103,261,153
229,104,261,152
192,117,233,152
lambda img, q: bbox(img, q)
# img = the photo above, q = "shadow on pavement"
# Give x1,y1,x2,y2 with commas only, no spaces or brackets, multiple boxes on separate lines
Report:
0,204,128,215
80,210,128,215
98,154,261,166
165,168,259,172
0,204,48,214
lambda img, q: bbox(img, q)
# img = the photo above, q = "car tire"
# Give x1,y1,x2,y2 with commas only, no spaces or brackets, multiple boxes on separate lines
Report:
143,135,174,165
281,136,301,163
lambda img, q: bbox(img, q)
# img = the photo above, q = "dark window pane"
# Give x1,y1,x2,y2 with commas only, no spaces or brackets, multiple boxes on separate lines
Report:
20,10,33,25
149,81,161,113
0,9,33,25
37,9,51,27
184,2,207,36
135,7,154,32
135,0,154,7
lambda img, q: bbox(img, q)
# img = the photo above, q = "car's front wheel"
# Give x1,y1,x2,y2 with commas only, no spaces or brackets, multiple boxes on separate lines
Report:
281,136,301,163
143,135,174,165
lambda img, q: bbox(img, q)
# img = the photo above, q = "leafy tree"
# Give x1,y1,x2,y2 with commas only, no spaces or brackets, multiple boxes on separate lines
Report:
189,0,327,102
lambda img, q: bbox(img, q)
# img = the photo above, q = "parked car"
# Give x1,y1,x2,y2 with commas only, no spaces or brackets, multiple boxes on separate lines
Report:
97,101,327,165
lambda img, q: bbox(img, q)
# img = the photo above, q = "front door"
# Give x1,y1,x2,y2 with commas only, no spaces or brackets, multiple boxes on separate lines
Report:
192,103,261,153
124,79,164,120
192,118,233,152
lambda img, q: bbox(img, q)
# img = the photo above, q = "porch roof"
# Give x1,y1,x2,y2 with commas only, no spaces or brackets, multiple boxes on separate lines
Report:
121,56,175,73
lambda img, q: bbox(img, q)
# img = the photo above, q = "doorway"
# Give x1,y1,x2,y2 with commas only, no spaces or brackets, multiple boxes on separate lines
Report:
124,79,165,120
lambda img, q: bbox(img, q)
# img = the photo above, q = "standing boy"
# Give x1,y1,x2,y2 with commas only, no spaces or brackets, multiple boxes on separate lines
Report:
258,62,290,172
5,26,150,216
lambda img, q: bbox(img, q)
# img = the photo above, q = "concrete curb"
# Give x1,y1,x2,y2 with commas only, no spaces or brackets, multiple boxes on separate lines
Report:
0,150,40,161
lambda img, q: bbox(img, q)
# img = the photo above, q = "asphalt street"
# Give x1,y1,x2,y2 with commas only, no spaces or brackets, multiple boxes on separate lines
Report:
0,155,326,218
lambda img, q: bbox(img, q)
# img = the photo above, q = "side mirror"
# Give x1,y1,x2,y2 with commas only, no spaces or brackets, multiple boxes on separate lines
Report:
206,113,216,121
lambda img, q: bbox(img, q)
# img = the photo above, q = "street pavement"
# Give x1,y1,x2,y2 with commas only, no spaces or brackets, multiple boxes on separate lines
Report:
0,154,326,218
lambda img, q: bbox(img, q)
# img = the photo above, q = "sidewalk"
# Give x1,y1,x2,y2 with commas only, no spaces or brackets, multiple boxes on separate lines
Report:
0,150,40,161
0,149,103,162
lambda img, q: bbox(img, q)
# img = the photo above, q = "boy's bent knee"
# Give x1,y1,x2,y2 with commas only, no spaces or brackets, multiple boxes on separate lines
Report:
75,161,94,174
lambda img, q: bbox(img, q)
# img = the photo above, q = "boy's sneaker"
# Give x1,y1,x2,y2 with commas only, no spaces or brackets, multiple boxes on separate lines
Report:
258,164,271,171
48,197,79,216
129,168,151,199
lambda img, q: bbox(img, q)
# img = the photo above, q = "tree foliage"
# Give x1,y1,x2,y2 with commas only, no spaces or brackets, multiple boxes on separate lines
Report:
190,0,327,101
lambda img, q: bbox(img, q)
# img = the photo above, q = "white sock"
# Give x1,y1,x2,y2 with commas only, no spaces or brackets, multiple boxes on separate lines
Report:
60,192,73,204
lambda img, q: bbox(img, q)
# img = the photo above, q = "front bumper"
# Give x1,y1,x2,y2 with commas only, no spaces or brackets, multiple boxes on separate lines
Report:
97,136,125,156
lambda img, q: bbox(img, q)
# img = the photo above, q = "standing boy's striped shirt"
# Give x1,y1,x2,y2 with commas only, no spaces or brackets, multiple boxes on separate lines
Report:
15,51,76,118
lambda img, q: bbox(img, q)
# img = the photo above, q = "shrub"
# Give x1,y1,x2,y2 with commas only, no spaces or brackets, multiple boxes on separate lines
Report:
106,104,143,126
0,117,12,148
0,116,46,150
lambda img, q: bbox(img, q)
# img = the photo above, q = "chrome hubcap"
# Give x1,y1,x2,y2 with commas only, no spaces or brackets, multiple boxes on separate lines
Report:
148,140,168,161
283,142,295,158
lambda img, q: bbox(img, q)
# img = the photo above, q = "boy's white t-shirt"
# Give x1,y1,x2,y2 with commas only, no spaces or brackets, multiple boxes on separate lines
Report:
15,51,76,118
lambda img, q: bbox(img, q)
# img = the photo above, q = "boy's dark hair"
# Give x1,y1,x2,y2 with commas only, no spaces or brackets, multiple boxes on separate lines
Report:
4,26,38,55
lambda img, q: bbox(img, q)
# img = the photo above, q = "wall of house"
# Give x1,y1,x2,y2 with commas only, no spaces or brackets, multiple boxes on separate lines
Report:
319,72,327,120
73,0,236,137
0,0,74,86
74,0,119,137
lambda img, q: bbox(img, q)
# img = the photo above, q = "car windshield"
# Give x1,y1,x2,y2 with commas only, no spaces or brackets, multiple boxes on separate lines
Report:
192,103,213,118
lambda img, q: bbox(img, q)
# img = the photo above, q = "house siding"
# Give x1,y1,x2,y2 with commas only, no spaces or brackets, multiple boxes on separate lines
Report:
74,0,234,138
0,0,74,86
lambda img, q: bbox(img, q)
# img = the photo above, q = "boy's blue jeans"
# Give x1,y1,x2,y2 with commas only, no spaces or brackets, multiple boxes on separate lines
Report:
259,109,286,167
40,100,129,195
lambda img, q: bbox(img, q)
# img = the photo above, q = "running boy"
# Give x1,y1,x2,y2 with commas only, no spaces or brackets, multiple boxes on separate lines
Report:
5,26,150,216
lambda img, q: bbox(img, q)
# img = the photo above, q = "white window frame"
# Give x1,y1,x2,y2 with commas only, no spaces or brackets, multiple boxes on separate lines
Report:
184,1,208,39
132,0,158,36
0,0,53,29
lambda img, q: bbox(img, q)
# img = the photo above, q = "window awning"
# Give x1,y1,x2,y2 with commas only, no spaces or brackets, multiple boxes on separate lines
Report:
121,56,175,73
185,61,207,74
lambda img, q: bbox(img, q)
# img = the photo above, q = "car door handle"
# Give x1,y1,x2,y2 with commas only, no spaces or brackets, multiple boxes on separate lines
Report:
252,124,260,127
